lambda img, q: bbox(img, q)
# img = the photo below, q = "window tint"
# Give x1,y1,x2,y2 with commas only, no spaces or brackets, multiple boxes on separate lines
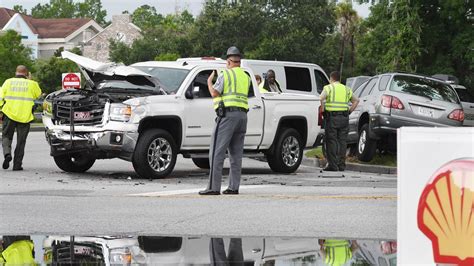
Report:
354,80,368,97
360,78,378,97
390,75,459,103
138,237,182,253
285,67,312,92
454,88,474,103
245,71,255,97
315,70,329,94
190,70,212,98
379,75,391,91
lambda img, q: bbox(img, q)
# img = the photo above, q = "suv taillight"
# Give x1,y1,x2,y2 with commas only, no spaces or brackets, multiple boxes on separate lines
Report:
448,109,464,122
381,95,404,110
318,105,323,126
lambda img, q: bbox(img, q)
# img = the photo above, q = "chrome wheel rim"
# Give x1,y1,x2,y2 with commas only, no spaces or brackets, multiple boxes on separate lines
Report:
282,136,300,167
147,138,172,172
358,130,367,154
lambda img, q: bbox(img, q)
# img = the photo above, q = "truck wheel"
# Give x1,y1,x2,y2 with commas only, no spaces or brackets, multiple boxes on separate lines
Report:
267,128,303,173
53,154,95,173
357,123,377,162
192,158,210,169
133,129,177,179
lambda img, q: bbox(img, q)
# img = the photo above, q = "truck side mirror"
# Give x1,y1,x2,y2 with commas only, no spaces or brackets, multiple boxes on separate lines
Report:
185,88,194,99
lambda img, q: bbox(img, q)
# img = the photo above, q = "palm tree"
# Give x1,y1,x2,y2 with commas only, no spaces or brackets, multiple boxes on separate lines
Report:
335,1,358,77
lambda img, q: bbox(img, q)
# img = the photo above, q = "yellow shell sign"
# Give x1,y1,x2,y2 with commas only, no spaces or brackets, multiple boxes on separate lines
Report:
417,158,474,265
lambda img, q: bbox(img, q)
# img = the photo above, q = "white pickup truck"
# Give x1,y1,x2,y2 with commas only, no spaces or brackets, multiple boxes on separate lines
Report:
42,52,323,178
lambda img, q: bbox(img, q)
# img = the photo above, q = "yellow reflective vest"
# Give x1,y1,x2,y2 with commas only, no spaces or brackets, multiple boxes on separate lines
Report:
323,239,352,266
323,82,352,112
0,77,42,123
1,240,36,265
213,67,250,110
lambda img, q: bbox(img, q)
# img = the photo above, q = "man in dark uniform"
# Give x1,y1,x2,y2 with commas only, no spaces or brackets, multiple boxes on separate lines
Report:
320,71,359,171
199,46,250,195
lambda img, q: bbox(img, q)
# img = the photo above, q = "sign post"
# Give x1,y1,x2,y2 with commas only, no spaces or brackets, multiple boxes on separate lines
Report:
62,73,81,90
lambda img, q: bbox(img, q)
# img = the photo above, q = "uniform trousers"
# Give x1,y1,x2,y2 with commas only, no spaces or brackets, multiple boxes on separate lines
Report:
325,112,349,171
2,115,30,168
207,111,247,191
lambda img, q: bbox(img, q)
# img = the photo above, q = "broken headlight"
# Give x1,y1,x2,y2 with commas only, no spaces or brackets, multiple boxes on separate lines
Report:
110,103,132,122
43,100,53,116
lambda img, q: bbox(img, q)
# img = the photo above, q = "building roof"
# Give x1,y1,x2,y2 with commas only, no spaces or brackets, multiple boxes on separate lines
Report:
0,7,17,28
0,7,93,38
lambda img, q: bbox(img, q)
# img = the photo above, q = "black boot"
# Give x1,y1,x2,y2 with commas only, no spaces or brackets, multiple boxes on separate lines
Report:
2,154,12,170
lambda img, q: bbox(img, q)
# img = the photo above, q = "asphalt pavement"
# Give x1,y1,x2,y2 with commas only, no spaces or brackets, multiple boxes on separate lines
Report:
0,132,397,240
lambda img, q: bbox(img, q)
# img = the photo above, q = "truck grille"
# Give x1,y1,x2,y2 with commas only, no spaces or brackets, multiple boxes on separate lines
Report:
54,101,105,126
52,241,104,264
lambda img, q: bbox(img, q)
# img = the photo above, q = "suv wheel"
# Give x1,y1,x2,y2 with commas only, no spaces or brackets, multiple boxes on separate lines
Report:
267,128,303,173
54,154,96,173
357,124,377,162
192,158,210,169
133,129,177,179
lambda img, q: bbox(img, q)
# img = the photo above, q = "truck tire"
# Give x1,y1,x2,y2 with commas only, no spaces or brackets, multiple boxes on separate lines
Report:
357,123,377,162
133,129,177,179
267,128,303,173
192,158,210,169
53,154,95,173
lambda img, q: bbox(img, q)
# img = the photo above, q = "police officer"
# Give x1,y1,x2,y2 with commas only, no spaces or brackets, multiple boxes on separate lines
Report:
199,46,250,195
320,71,359,172
0,236,36,265
318,239,359,266
0,65,42,171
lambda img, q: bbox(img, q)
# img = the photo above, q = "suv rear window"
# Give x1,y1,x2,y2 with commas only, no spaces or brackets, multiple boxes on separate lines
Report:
390,75,459,104
455,88,474,103
285,67,312,92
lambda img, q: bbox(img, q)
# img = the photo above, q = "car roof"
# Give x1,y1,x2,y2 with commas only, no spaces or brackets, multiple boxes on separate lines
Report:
374,72,451,84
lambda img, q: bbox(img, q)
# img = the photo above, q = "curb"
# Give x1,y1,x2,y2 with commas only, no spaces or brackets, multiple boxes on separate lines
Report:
302,156,397,175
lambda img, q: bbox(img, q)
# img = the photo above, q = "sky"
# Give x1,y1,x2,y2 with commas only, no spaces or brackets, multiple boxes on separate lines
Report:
0,0,371,19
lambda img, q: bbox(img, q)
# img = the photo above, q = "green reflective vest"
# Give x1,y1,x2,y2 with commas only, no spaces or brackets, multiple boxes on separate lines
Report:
258,82,268,93
324,239,352,266
1,240,36,265
323,82,352,112
213,67,250,110
0,77,42,123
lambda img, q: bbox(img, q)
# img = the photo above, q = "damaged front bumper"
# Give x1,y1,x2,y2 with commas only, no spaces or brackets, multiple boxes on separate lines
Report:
44,117,139,161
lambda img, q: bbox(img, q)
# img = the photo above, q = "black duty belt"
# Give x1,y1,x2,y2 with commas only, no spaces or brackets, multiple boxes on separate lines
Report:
327,111,349,116
225,107,248,113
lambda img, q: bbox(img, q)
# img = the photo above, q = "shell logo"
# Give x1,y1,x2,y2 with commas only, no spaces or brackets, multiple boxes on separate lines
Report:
417,158,474,265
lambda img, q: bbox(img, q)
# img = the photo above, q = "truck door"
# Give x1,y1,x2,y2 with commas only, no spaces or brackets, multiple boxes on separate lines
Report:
245,72,264,149
182,69,215,149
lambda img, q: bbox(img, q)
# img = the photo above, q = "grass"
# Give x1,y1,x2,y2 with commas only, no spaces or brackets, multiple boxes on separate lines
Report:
305,147,397,167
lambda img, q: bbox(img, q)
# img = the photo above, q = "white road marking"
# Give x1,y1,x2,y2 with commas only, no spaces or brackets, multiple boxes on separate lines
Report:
127,185,278,197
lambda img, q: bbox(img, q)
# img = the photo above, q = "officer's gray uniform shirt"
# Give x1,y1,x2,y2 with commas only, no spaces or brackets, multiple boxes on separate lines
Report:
207,69,248,192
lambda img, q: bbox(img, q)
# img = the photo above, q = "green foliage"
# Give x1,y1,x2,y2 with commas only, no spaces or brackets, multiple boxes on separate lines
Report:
130,5,163,30
355,0,472,88
155,53,180,61
31,0,108,26
13,5,27,14
110,11,194,64
34,55,79,94
0,30,33,85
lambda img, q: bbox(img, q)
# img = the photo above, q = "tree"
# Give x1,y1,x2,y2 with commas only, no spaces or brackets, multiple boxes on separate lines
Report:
130,5,163,30
34,52,80,94
31,0,76,19
31,0,108,27
13,5,27,14
0,30,33,85
335,1,358,77
76,0,108,26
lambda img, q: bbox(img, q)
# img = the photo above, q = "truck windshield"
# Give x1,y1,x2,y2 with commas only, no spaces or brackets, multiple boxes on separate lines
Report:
134,67,189,94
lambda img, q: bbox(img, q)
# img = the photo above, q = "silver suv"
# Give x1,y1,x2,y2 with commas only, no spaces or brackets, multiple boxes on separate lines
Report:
348,73,464,161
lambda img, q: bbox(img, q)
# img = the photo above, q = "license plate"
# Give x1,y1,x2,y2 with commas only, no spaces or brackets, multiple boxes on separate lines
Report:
74,246,96,256
418,107,434,118
74,111,91,121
